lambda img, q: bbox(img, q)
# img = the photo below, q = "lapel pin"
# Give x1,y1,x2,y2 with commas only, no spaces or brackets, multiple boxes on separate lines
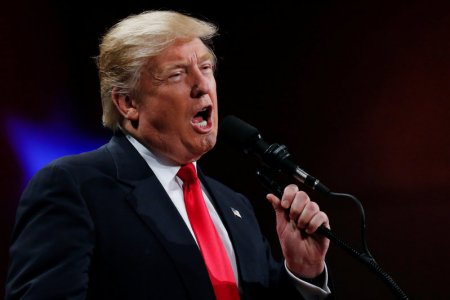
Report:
231,207,242,219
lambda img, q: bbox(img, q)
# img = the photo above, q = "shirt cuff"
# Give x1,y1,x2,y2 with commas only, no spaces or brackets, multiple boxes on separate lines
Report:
284,260,331,300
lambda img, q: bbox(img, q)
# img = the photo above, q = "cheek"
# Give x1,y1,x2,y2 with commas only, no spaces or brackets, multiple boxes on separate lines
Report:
138,107,170,138
140,97,178,128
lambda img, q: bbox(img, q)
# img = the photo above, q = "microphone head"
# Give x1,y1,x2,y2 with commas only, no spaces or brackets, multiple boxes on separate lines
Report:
219,115,261,154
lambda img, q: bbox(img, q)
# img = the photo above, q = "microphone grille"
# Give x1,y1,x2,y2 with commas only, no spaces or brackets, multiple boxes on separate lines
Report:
219,115,260,148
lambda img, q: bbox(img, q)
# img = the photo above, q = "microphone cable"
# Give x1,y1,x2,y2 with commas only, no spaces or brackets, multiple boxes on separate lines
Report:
256,166,409,300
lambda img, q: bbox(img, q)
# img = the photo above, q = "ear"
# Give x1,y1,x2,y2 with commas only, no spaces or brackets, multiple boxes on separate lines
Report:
111,87,139,121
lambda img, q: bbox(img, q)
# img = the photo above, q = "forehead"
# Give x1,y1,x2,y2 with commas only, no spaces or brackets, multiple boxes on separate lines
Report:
150,38,213,69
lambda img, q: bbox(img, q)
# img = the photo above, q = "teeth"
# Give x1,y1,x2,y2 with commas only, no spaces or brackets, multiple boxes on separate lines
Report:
197,120,207,127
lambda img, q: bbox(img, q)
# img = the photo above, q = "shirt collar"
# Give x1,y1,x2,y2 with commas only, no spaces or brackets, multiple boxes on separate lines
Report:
124,132,197,188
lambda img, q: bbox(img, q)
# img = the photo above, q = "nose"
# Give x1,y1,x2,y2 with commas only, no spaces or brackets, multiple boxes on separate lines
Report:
190,67,212,98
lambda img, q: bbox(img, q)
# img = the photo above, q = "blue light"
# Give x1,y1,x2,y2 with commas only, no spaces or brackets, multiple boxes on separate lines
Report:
6,116,108,185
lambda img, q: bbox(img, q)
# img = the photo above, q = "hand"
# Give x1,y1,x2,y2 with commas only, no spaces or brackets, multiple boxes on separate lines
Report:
266,184,330,278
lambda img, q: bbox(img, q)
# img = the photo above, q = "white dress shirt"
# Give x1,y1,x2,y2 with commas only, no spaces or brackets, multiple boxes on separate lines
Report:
125,133,330,299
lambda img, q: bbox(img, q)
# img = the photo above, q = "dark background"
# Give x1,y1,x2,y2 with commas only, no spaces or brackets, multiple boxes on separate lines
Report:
2,1,450,299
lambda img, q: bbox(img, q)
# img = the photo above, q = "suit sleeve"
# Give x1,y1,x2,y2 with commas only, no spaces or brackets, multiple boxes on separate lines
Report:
5,164,95,300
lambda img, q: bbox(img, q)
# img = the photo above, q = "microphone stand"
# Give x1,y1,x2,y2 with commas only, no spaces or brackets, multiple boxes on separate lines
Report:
255,166,409,300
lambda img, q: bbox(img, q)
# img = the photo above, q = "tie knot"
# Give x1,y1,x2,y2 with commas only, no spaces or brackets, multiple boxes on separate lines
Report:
177,163,198,183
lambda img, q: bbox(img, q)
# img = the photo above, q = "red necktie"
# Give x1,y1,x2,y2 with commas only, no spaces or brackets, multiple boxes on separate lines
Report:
177,163,240,300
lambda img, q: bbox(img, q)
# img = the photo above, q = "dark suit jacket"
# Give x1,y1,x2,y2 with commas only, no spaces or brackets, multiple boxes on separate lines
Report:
5,132,305,299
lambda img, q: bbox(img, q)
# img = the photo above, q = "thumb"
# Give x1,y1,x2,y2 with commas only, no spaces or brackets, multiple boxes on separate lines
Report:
266,193,289,226
266,193,281,209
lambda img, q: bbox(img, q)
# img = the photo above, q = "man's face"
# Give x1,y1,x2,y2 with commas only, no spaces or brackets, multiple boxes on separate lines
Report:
133,38,218,165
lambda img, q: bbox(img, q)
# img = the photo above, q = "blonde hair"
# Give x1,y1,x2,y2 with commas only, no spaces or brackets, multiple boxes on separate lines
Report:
97,10,218,129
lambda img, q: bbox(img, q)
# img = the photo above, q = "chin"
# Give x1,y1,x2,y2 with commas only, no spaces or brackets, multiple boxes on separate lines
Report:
189,135,217,161
203,133,217,151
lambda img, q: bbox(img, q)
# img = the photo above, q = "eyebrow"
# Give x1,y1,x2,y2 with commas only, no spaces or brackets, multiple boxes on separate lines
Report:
159,52,215,73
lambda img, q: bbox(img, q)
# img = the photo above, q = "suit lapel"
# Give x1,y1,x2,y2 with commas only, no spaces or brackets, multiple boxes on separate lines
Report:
198,170,256,281
106,133,216,299
200,173,277,288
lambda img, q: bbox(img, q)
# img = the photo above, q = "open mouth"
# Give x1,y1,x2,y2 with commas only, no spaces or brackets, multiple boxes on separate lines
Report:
192,106,212,129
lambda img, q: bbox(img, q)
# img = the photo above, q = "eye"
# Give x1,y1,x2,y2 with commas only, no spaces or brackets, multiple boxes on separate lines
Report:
167,70,184,82
200,63,214,74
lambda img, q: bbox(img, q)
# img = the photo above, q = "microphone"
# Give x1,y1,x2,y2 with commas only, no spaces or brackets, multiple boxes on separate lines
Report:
219,115,330,195
219,119,410,299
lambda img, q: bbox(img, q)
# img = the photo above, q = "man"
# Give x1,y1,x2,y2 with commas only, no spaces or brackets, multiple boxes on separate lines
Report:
5,10,331,299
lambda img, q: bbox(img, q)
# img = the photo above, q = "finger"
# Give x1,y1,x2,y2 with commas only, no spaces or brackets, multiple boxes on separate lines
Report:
281,184,299,209
288,191,309,221
305,211,329,234
297,200,319,230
